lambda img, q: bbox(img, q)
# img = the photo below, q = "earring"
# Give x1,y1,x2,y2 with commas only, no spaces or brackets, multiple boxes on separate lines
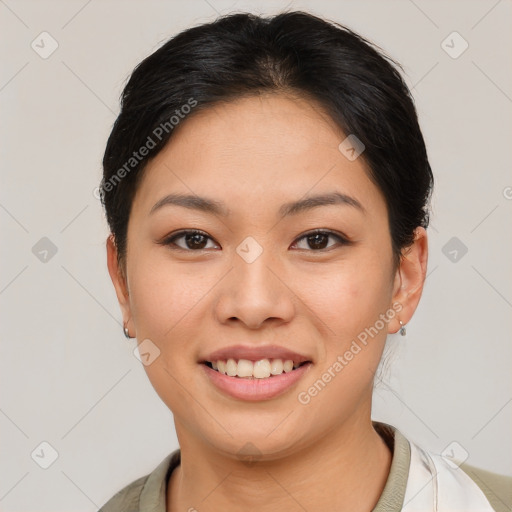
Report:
399,320,407,336
123,322,132,339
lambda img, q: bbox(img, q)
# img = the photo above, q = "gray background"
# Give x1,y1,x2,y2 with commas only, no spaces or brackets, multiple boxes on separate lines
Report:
1,0,511,510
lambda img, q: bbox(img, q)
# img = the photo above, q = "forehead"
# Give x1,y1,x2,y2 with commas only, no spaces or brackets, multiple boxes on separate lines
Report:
165,93,345,163
132,94,386,219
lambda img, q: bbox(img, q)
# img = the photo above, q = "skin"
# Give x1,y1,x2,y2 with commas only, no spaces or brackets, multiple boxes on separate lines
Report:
107,93,428,511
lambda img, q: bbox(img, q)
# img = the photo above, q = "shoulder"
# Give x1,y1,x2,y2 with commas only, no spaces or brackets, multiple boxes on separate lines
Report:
459,462,512,512
98,450,180,512
376,422,512,512
98,474,148,512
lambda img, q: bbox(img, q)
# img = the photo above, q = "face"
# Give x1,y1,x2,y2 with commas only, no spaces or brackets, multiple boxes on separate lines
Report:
108,93,425,460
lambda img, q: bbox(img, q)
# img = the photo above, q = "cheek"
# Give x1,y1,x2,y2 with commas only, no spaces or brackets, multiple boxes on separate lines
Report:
299,256,393,339
126,258,215,408
127,256,216,343
293,260,393,420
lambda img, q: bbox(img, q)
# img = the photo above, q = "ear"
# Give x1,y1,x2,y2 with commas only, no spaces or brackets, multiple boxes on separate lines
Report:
388,227,428,334
106,235,134,336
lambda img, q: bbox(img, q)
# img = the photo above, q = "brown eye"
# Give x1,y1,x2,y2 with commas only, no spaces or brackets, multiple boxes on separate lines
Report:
292,230,348,251
183,232,208,249
160,229,348,252
161,230,219,251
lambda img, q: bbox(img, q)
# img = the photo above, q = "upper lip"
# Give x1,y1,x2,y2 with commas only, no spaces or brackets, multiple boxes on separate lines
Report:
202,345,312,365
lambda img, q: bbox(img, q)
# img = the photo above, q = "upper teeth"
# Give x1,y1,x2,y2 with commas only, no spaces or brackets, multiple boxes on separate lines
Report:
211,358,299,378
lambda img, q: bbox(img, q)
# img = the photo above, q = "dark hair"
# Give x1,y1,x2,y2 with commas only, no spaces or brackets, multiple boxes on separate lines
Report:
101,11,433,271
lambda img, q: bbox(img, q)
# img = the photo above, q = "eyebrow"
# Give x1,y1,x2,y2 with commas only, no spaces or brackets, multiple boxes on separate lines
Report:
149,191,365,217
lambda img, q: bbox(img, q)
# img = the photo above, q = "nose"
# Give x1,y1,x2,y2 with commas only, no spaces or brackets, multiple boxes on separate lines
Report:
214,250,295,330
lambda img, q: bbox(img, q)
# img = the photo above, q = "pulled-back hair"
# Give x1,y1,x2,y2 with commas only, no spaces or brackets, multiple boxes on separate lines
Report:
101,11,433,269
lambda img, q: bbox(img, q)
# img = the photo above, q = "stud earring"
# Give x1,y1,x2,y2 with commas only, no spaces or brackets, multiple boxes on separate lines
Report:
123,323,132,339
399,320,407,336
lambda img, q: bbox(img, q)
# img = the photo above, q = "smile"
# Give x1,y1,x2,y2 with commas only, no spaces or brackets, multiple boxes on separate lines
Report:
205,358,308,378
201,359,312,401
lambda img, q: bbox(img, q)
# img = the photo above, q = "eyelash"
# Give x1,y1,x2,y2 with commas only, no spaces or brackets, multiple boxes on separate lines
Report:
159,229,350,253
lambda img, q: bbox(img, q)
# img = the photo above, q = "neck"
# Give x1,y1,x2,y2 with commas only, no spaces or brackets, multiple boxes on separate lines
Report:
167,416,392,512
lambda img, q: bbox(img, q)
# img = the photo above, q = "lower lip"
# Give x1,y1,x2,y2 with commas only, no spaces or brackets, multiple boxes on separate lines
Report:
202,363,312,401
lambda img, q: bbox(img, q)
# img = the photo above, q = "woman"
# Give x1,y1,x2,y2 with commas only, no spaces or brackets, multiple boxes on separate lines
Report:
98,11,511,511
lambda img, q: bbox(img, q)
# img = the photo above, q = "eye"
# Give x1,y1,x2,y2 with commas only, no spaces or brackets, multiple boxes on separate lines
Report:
160,230,219,251
159,229,349,252
291,229,349,251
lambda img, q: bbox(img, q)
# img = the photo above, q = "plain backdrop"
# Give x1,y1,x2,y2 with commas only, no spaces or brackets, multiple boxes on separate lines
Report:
1,0,511,510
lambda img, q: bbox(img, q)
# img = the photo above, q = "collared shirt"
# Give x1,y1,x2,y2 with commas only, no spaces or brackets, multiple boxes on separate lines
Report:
98,421,512,511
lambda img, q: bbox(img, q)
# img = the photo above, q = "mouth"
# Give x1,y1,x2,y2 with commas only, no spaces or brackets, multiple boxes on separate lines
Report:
202,358,310,379
200,345,313,401
199,346,313,401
